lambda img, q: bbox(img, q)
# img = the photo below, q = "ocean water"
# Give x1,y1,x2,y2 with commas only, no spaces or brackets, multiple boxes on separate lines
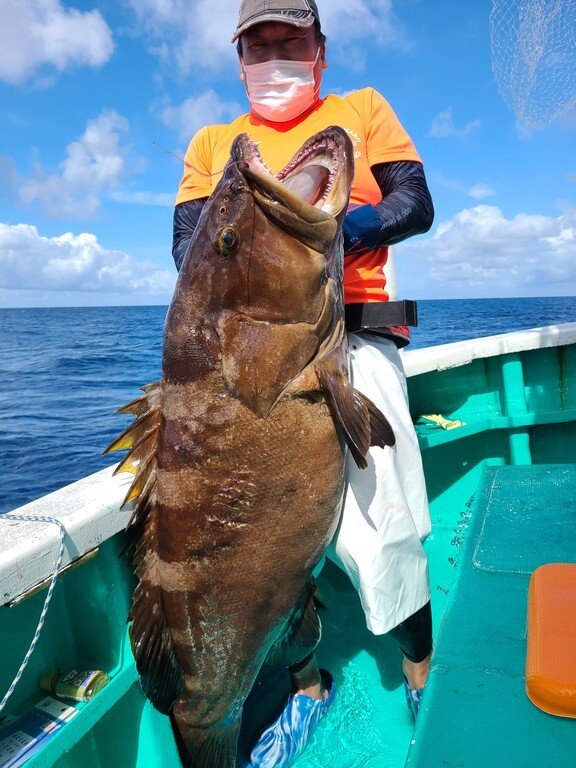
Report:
0,297,574,514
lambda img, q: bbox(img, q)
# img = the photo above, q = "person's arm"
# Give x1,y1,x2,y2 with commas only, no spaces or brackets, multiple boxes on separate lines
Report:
172,197,208,271
343,160,434,253
172,123,215,271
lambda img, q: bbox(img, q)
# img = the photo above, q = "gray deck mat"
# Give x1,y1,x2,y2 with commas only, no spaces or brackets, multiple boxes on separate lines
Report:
473,464,576,575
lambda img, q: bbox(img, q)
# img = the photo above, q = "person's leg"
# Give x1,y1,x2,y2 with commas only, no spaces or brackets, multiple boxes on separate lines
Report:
330,332,433,708
250,627,336,767
249,654,336,768
288,651,325,700
331,332,432,635
388,600,432,690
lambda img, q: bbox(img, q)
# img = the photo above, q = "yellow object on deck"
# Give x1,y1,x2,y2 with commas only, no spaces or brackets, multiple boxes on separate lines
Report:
418,413,466,430
526,563,576,718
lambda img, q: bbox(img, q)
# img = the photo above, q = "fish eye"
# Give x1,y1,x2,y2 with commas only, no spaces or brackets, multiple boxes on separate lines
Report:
216,226,239,255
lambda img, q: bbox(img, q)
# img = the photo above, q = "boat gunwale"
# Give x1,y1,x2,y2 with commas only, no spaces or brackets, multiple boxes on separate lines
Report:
2,321,576,605
402,322,576,376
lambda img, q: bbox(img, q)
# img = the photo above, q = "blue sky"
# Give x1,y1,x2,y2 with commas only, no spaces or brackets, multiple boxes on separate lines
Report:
0,0,575,307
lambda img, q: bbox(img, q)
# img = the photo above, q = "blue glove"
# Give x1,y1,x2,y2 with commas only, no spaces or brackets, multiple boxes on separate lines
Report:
342,204,383,253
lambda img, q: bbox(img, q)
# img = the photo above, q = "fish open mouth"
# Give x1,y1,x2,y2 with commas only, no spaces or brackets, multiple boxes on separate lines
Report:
235,127,353,219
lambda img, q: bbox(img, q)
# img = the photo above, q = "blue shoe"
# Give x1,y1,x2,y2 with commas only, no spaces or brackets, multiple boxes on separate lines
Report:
250,669,336,768
403,675,424,718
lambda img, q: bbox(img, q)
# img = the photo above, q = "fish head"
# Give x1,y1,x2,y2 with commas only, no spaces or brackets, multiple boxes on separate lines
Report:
175,126,354,324
165,127,354,400
231,126,355,320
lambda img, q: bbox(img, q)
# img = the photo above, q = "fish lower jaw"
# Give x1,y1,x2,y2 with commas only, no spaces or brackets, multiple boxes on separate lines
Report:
244,142,274,177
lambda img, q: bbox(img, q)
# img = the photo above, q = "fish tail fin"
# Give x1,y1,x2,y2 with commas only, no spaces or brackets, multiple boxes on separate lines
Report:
176,716,241,768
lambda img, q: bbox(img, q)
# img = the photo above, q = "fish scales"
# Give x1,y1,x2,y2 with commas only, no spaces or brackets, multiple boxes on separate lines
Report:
106,126,394,767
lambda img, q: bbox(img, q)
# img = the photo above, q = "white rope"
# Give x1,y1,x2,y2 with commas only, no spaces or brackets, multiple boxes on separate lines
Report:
0,514,67,714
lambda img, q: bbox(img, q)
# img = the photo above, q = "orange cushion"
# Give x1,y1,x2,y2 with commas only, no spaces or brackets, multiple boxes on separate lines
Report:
526,563,576,717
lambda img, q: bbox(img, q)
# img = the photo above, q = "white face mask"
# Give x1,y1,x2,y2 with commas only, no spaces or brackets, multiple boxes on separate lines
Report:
242,48,321,122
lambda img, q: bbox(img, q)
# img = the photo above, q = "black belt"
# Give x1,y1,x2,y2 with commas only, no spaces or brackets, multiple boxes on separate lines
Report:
345,300,418,331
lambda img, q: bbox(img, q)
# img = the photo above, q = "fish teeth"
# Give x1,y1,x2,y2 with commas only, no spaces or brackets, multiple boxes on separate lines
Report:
244,139,275,176
272,137,343,211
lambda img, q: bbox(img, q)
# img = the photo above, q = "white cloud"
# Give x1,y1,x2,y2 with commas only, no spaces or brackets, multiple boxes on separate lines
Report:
428,108,481,139
431,173,466,192
432,173,496,200
126,0,238,73
514,118,541,140
160,90,242,141
126,0,407,74
468,183,496,200
0,0,114,85
321,0,398,39
19,111,130,218
318,0,410,68
0,223,175,295
398,205,576,297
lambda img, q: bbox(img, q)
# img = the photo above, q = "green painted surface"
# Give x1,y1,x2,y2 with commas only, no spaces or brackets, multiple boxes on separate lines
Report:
1,343,575,767
406,465,576,768
54,684,181,768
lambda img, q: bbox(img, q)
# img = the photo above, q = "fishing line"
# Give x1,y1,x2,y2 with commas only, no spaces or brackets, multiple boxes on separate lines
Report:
0,514,67,714
151,139,260,300
152,141,250,178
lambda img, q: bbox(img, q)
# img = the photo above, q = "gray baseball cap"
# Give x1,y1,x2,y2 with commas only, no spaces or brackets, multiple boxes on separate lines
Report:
232,0,321,42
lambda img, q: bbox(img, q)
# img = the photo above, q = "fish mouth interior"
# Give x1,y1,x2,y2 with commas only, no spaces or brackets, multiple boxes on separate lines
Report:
241,133,344,214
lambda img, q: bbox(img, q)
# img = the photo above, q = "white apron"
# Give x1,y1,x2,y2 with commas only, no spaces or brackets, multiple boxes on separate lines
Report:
329,332,431,635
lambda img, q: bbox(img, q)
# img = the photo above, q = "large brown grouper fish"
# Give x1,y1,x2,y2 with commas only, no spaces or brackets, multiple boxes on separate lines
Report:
106,126,394,767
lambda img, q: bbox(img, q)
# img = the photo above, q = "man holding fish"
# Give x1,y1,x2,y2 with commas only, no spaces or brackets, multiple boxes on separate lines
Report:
172,0,434,764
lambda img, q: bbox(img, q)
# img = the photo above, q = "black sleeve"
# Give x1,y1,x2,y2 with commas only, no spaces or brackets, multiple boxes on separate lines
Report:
371,161,434,246
172,198,208,271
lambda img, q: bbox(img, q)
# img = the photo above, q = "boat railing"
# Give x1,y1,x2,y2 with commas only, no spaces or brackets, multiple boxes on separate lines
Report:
2,322,576,608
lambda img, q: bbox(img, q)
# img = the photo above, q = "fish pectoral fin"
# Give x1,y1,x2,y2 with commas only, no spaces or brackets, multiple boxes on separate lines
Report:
356,389,396,451
316,359,395,469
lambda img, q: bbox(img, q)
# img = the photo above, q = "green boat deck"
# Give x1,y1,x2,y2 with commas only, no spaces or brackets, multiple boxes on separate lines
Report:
406,464,576,767
1,331,576,767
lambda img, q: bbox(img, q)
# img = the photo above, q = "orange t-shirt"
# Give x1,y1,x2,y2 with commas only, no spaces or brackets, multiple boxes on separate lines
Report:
176,87,421,305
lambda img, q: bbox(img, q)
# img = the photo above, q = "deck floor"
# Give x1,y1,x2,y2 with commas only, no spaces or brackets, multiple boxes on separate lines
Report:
406,464,576,768
238,524,459,768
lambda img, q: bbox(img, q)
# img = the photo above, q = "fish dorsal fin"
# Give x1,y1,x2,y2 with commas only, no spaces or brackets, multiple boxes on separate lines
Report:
116,380,161,416
316,358,395,469
106,381,183,713
103,381,162,525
